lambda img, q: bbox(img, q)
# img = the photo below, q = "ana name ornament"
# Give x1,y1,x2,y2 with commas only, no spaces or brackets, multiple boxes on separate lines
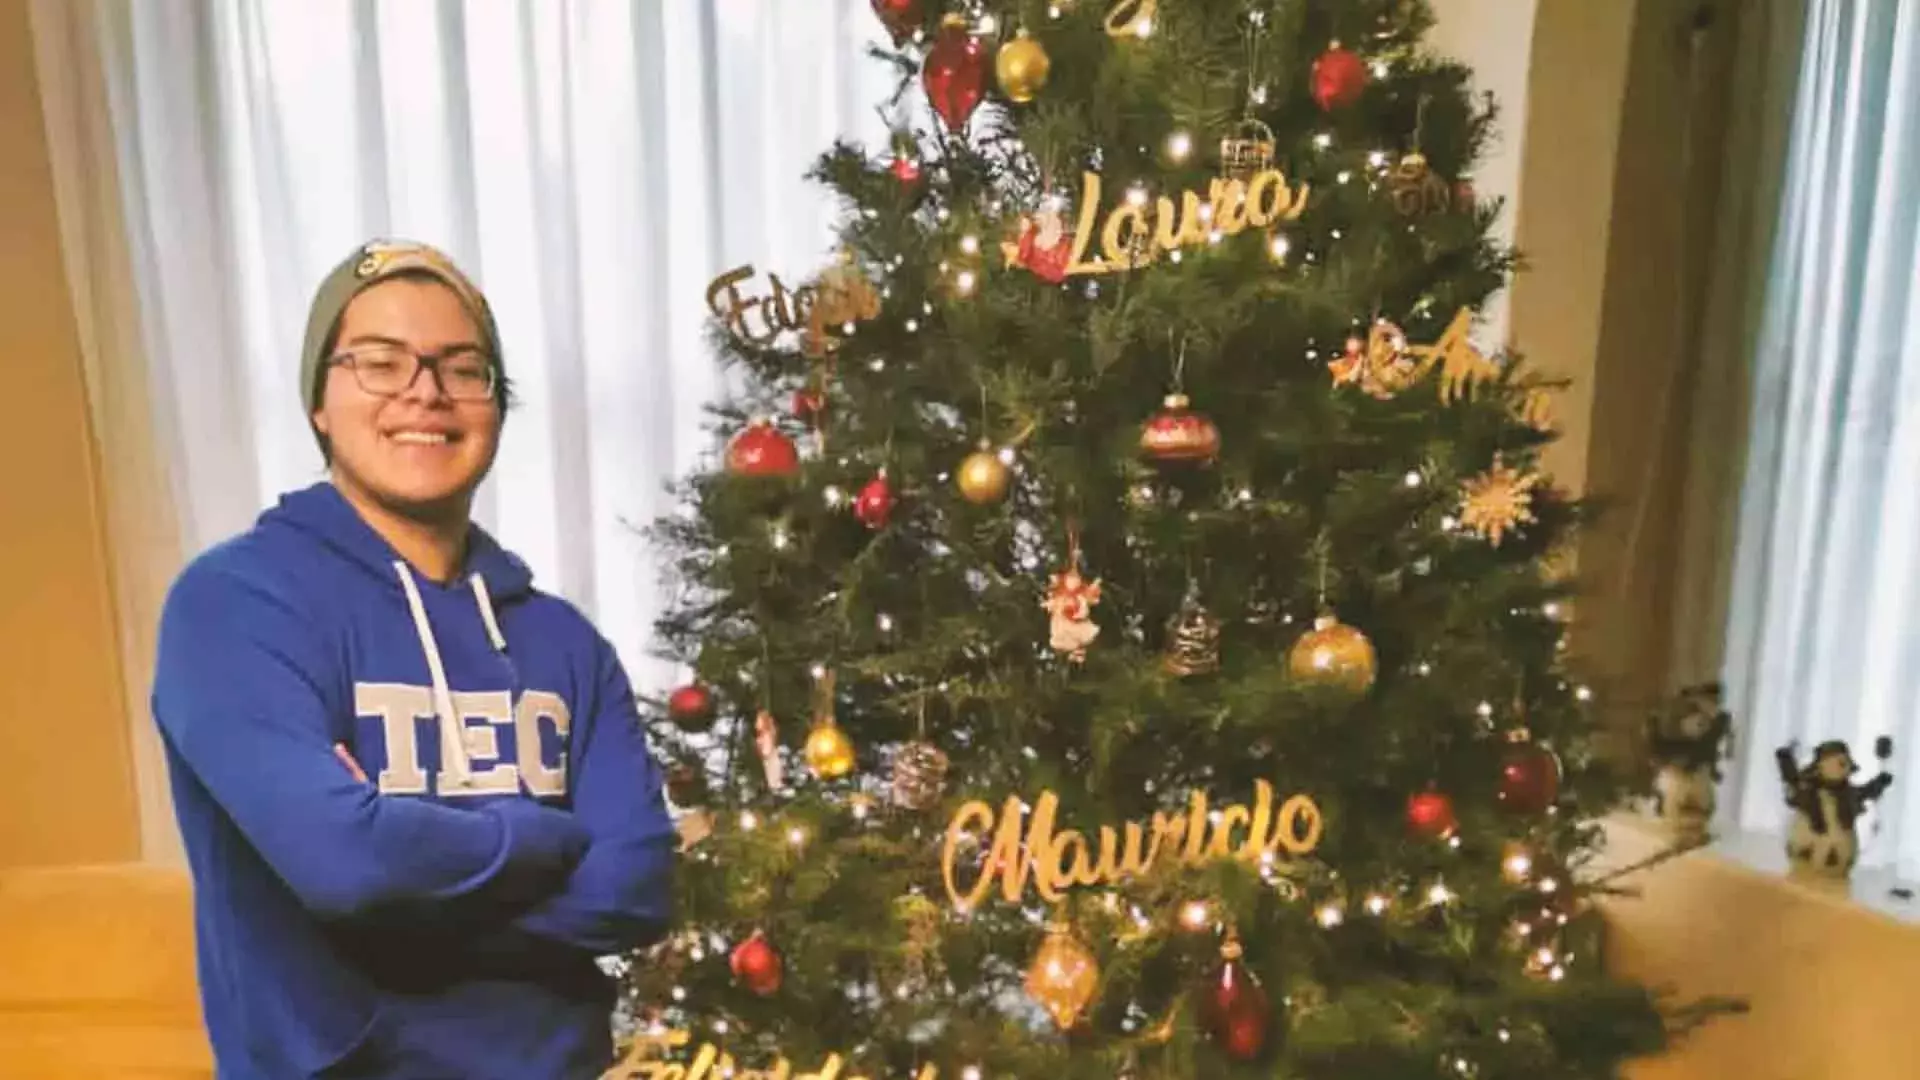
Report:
942,782,1323,911
1002,168,1309,280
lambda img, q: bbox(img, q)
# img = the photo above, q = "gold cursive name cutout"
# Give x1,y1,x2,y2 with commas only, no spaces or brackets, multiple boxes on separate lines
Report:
1003,169,1311,279
941,781,1323,911
705,257,880,357
603,1028,934,1080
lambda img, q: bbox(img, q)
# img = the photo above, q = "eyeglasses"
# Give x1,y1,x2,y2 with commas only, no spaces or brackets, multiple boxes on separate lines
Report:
329,344,498,402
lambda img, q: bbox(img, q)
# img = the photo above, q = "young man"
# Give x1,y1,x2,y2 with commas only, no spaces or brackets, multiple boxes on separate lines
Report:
152,239,676,1078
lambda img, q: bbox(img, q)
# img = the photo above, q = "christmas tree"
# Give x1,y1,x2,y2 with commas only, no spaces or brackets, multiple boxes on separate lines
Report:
619,2,1726,1076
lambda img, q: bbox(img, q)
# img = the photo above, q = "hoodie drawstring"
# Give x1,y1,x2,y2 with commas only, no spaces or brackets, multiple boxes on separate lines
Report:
395,562,462,755
471,573,508,652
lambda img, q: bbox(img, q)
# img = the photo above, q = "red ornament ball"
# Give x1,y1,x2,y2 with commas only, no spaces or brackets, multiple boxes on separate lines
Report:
791,387,827,423
1311,43,1369,111
1498,742,1563,814
870,0,919,45
1406,790,1458,839
1139,393,1221,464
726,419,800,478
1199,938,1273,1062
890,155,923,184
853,471,895,528
922,16,987,132
730,932,783,996
666,684,715,732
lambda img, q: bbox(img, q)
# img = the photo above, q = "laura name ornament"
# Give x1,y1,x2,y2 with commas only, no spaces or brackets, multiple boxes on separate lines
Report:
1003,167,1310,282
943,782,1323,910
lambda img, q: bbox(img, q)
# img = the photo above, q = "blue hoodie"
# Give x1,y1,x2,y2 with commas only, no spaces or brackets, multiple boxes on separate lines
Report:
152,482,676,1079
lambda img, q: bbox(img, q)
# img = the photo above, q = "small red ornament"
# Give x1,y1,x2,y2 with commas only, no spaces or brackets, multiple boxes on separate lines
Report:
923,15,987,133
1498,740,1563,814
1199,936,1273,1062
853,471,894,528
1311,42,1369,111
1139,393,1221,464
666,684,715,732
870,0,919,45
1406,790,1458,838
726,418,800,478
890,155,923,184
730,931,783,996
792,387,827,423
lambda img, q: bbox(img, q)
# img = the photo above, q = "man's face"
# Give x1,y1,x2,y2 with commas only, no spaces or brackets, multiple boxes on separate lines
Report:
311,278,501,519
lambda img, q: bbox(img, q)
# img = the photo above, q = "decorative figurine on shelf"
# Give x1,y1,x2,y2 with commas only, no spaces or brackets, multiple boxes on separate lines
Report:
1777,735,1895,881
1645,681,1734,837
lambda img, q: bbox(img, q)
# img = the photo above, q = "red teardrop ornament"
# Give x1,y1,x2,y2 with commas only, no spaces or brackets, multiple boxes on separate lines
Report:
726,419,800,478
1311,43,1369,111
730,931,783,996
1200,938,1272,1062
923,16,987,133
854,471,894,528
792,387,827,423
891,155,923,184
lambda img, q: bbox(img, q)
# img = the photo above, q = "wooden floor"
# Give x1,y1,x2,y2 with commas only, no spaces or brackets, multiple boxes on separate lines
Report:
0,864,212,1078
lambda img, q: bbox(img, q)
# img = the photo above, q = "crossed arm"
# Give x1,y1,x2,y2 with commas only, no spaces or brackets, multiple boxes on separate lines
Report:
153,563,674,956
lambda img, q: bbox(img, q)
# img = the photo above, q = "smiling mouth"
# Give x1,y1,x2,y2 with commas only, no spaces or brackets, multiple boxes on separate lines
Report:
387,431,457,446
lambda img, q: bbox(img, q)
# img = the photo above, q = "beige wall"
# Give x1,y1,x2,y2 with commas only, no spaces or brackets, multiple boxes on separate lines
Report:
0,0,141,868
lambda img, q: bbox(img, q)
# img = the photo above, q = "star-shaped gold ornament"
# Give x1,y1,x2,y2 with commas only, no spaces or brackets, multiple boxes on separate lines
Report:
1458,459,1540,546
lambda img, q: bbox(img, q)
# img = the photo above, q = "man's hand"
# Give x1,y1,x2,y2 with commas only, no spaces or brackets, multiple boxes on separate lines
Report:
334,743,369,785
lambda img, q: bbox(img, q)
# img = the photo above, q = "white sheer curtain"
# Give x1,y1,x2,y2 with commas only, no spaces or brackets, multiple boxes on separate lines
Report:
1720,0,1920,878
30,0,896,862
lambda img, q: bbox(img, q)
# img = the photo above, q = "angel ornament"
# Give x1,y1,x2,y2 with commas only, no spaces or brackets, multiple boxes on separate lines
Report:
1777,736,1894,881
1645,681,1734,837
1043,538,1102,663
1004,193,1076,284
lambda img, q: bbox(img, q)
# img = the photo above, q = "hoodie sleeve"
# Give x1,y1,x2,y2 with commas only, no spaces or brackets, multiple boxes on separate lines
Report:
152,558,590,921
505,633,676,953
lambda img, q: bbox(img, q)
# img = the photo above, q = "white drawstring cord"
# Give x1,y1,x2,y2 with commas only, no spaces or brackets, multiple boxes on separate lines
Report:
394,561,462,763
471,573,508,652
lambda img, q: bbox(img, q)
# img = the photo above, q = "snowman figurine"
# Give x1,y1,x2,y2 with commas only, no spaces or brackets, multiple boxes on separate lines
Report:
1645,682,1734,837
1777,736,1894,881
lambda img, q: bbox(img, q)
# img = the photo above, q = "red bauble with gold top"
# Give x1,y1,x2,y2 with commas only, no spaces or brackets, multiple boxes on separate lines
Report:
1140,393,1220,464
853,471,894,528
1498,742,1563,814
666,683,715,732
726,418,800,478
1406,790,1458,838
730,931,783,996
1311,42,1368,111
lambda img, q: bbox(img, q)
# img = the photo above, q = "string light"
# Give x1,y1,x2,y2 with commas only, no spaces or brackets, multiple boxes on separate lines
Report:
739,811,759,831
959,234,981,255
905,318,920,333
877,613,895,632
1316,903,1345,928
787,825,808,847
1404,470,1423,487
976,13,998,34
1337,170,1353,184
1126,185,1150,207
1179,900,1212,930
1268,235,1291,261
823,485,845,506
1314,132,1334,150
955,269,978,294
1369,150,1390,168
770,526,790,550
1575,685,1594,702
1427,881,1453,905
1165,131,1193,161
1364,893,1389,915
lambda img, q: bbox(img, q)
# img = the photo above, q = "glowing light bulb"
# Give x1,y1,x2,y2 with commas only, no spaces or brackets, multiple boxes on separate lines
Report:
1364,893,1389,915
1166,131,1193,161
739,811,759,831
1316,903,1344,928
787,826,807,847
1405,470,1423,487
960,234,980,255
955,269,977,294
1269,235,1291,261
1427,881,1453,905
823,485,845,506
1179,900,1211,930
1314,132,1334,150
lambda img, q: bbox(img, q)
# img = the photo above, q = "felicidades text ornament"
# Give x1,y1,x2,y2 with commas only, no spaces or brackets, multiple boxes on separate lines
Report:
942,781,1323,910
999,168,1309,278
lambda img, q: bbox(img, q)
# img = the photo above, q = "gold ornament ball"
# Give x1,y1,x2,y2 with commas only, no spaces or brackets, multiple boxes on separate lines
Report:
1288,613,1378,692
995,30,1051,104
957,443,1012,504
1025,923,1100,1030
804,719,856,780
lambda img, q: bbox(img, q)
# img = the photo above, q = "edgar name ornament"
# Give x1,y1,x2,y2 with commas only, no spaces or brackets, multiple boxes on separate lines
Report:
942,781,1322,910
603,1028,935,1080
1004,168,1310,280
